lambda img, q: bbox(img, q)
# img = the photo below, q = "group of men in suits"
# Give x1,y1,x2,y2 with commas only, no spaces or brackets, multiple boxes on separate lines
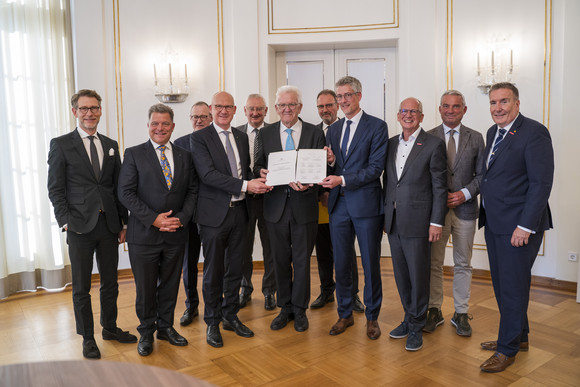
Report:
48,81,553,372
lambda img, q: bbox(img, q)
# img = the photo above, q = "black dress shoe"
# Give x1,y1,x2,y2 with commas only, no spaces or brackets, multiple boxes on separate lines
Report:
102,327,137,343
294,311,309,332
352,294,364,313
82,338,101,359
137,334,154,356
270,311,294,330
222,317,254,338
157,327,188,346
206,325,223,348
180,308,199,326
310,293,334,309
239,292,251,308
264,293,276,311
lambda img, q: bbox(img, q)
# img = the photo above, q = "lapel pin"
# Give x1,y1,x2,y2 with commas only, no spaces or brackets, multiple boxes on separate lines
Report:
417,143,423,146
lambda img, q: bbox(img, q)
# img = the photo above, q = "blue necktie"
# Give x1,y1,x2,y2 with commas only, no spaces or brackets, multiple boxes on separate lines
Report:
158,145,172,189
284,128,295,150
489,128,507,163
341,120,352,159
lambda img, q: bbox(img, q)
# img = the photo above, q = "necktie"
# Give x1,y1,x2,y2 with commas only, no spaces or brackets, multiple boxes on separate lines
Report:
222,131,238,178
284,128,295,150
158,145,173,189
88,136,100,180
489,128,507,163
447,129,456,168
341,120,352,159
252,128,260,168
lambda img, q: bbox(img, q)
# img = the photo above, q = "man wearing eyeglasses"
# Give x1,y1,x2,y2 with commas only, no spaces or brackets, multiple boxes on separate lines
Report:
383,97,447,351
311,89,363,313
235,94,276,311
48,89,137,359
322,76,388,341
191,91,271,348
173,101,212,327
254,85,325,333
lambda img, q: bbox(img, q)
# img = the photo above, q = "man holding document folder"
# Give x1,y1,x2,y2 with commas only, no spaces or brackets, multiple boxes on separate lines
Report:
254,85,326,332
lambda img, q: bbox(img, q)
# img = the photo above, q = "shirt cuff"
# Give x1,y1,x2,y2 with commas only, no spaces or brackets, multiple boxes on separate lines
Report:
430,223,443,228
460,188,472,201
242,180,248,193
340,176,346,187
517,225,535,234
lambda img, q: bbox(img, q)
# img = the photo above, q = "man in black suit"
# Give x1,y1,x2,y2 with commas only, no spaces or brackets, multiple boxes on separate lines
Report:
383,97,447,351
47,89,136,359
478,83,554,373
191,91,270,348
118,103,198,356
254,85,325,332
174,101,212,326
311,89,363,313
235,93,276,311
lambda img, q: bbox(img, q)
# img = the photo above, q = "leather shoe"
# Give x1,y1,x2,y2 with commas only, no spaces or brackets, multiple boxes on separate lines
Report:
480,352,515,373
206,325,223,348
270,311,294,330
137,334,154,357
352,294,364,313
264,293,276,311
82,338,101,359
222,317,254,338
180,308,199,326
310,293,334,309
239,292,251,308
102,327,137,343
366,319,381,340
329,315,354,336
157,327,188,346
294,311,309,332
480,340,529,352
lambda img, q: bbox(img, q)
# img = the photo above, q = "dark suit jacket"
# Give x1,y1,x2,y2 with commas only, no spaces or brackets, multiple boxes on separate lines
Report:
479,114,554,234
191,124,252,228
47,129,127,234
383,129,447,237
118,140,198,245
254,120,325,224
326,112,389,218
428,124,485,220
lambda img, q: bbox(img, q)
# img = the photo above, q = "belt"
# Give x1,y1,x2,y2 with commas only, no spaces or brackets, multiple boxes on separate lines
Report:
229,200,246,208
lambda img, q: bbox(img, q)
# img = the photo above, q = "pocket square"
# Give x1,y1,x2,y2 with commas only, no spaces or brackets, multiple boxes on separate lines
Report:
109,148,115,156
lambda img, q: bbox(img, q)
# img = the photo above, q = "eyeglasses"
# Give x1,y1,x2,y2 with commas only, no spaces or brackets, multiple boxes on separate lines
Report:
246,106,266,112
399,109,422,116
316,103,337,110
336,92,358,101
76,106,101,114
190,115,210,121
213,105,235,111
276,103,299,110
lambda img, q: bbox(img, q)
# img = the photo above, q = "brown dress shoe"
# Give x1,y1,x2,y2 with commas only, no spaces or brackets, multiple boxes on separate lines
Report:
366,320,381,340
480,340,529,352
480,352,515,373
329,315,354,336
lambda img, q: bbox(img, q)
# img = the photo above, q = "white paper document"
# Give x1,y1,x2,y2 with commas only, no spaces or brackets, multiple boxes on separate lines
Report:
266,149,327,186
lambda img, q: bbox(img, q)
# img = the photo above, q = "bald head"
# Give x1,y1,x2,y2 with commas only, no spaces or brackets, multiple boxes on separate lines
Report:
210,92,237,130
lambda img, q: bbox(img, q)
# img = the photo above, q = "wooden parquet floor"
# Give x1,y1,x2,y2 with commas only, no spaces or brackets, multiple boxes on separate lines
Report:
1,258,579,386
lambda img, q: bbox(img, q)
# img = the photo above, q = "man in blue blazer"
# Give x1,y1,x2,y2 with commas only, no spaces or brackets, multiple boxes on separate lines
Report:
191,91,270,348
321,76,388,340
478,83,554,373
118,103,198,356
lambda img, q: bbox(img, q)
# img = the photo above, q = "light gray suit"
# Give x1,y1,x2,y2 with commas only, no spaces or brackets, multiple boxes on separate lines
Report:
427,124,485,313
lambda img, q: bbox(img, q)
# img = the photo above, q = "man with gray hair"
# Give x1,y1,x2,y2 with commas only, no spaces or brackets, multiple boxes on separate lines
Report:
424,90,485,337
254,85,325,332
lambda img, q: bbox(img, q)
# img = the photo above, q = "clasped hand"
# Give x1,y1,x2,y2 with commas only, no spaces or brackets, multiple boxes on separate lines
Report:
153,210,182,232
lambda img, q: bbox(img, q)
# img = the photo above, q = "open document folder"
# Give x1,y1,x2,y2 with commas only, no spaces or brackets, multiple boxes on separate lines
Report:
265,149,327,186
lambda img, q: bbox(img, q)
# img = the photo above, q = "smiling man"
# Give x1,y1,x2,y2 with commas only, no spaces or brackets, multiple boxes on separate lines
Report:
118,103,198,357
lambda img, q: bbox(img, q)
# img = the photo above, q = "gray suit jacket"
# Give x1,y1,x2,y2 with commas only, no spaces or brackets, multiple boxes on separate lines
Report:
428,124,485,220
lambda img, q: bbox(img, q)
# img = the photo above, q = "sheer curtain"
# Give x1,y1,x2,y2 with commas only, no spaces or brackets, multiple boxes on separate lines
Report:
0,0,75,298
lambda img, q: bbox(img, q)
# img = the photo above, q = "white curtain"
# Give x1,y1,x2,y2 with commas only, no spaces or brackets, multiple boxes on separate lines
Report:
0,0,75,298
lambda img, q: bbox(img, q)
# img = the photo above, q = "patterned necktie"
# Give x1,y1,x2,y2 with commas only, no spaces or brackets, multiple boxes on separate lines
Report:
284,128,295,150
252,128,260,168
447,129,456,168
489,128,507,163
222,131,238,178
158,145,173,189
88,136,100,180
341,120,352,159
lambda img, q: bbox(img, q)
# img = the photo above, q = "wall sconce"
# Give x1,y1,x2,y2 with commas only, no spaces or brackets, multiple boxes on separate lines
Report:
153,47,189,103
476,40,516,94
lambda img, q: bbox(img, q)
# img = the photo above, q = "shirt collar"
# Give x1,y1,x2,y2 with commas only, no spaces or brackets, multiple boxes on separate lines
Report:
399,127,422,142
150,139,171,150
442,123,461,135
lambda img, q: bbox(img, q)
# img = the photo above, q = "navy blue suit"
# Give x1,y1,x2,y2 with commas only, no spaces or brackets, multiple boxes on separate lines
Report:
326,111,388,320
479,114,554,357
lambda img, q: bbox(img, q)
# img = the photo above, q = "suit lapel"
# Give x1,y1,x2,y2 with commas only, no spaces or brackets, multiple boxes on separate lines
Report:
343,113,366,163
72,130,98,181
209,124,235,176
487,115,522,169
453,125,470,172
399,129,428,181
145,141,170,190
232,128,247,179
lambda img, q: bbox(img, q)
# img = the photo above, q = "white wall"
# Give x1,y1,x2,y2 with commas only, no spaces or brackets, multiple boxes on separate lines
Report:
70,0,580,284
